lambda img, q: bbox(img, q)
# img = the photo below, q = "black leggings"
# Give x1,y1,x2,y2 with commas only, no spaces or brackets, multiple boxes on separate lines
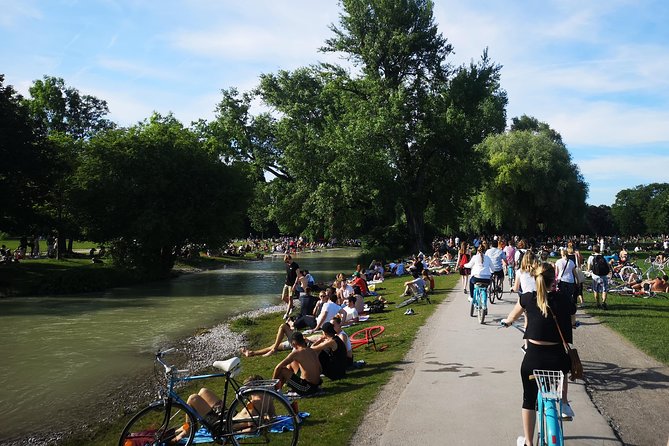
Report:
520,343,570,410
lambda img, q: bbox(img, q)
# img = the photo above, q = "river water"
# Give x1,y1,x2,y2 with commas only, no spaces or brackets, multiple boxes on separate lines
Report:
0,249,359,440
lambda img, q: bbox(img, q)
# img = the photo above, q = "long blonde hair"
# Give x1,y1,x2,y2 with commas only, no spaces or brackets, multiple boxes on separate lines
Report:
520,250,536,273
534,262,555,317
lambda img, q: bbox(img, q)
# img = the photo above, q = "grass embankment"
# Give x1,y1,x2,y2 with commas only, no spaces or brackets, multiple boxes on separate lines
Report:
0,247,259,296
65,273,459,446
579,250,669,365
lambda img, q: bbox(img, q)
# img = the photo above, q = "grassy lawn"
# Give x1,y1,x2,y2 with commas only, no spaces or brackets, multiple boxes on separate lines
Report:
582,291,669,365
0,238,97,251
0,252,260,296
64,273,460,445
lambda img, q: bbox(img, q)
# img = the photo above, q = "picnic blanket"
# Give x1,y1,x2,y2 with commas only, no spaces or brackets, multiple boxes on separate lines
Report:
189,412,310,444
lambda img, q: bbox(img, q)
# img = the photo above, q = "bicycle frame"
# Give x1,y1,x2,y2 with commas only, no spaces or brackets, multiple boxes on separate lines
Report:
533,370,564,446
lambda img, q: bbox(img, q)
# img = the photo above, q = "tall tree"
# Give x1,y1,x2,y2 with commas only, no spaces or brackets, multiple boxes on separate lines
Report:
321,0,507,250
70,114,252,275
585,205,616,236
466,127,588,234
0,75,50,233
23,76,115,256
611,183,669,235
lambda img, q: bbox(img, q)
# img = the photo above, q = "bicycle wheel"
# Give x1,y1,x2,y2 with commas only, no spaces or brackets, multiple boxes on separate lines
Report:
618,265,638,283
508,268,515,287
119,400,196,446
488,282,496,304
478,290,486,324
226,388,299,446
646,266,665,280
396,295,418,308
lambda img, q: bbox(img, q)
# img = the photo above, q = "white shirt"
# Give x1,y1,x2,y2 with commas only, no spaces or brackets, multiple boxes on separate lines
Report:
518,270,536,293
485,247,504,272
555,258,575,283
318,301,342,327
464,254,493,279
343,306,358,323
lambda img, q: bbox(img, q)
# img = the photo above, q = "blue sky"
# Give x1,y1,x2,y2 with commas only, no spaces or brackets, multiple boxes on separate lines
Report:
2,0,668,206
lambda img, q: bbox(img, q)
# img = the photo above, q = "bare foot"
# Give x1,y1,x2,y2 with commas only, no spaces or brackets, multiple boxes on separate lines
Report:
240,348,252,357
262,348,276,357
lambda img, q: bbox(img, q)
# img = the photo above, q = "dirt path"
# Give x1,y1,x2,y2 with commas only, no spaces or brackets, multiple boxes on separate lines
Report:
351,298,669,446
573,311,669,446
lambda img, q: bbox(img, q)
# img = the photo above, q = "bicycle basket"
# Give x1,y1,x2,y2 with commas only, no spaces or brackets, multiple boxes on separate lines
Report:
532,369,564,400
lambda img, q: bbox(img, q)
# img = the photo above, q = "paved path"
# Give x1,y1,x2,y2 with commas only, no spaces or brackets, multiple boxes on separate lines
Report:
352,287,631,446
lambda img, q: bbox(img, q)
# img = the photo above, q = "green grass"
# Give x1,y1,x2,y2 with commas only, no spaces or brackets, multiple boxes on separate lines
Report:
0,238,97,251
582,290,669,365
63,273,459,445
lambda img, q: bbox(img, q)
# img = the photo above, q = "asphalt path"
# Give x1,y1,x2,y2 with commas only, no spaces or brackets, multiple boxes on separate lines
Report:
351,286,628,446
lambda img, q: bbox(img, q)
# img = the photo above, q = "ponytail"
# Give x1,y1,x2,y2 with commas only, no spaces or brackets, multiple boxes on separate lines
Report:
533,262,555,317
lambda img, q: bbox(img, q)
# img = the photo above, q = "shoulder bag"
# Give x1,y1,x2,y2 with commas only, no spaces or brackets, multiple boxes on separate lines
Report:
548,307,584,381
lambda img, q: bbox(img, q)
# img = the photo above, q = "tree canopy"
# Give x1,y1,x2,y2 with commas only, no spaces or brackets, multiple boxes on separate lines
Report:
465,125,588,234
69,114,252,274
611,183,669,235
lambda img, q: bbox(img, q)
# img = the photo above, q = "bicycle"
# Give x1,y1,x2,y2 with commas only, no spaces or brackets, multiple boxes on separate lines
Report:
396,291,431,308
507,264,515,288
489,271,503,304
644,256,667,281
119,349,300,446
470,280,488,324
532,369,565,446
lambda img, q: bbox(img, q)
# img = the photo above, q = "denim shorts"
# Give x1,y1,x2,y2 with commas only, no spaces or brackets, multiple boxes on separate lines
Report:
592,275,609,293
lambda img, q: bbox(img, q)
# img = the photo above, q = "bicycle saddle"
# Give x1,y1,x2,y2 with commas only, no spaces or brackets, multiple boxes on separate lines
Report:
213,357,241,373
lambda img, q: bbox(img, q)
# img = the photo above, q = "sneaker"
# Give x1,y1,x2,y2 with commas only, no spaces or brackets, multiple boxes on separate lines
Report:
467,296,473,302
601,302,608,310
561,402,575,420
404,308,415,315
516,436,527,446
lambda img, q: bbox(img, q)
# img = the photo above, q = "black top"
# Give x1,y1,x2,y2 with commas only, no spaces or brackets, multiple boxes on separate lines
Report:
319,336,347,380
520,291,575,344
285,261,299,286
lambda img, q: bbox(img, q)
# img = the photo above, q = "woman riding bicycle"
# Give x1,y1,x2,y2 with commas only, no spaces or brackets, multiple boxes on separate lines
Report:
463,245,492,301
501,262,576,446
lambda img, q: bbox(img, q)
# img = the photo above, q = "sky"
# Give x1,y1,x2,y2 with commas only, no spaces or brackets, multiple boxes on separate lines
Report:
1,0,668,206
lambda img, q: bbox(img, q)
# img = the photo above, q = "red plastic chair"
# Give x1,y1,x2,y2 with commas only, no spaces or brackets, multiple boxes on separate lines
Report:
350,325,385,351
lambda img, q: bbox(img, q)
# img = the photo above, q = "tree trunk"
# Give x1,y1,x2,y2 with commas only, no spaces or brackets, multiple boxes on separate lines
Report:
404,204,426,254
67,238,73,254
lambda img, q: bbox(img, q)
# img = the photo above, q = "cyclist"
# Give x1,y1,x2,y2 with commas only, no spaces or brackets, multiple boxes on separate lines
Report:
486,239,505,298
503,239,517,273
463,245,493,302
501,262,576,446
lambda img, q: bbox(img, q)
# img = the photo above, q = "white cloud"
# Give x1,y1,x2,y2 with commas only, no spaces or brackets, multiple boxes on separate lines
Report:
0,1,42,28
96,57,181,82
578,155,669,182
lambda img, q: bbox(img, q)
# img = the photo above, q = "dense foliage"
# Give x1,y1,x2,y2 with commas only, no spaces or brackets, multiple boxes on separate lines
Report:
8,0,662,265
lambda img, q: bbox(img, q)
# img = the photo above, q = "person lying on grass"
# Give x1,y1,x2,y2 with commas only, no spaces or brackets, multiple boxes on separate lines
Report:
240,318,321,358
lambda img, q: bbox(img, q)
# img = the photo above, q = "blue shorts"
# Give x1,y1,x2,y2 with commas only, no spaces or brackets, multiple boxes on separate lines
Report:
592,275,608,293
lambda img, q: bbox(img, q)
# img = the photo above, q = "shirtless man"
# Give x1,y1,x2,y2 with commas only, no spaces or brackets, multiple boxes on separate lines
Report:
631,275,669,293
273,331,322,396
240,318,319,357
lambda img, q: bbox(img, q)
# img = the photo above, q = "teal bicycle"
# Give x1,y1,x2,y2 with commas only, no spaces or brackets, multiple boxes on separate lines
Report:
119,349,300,446
470,280,488,324
507,264,515,287
532,369,565,446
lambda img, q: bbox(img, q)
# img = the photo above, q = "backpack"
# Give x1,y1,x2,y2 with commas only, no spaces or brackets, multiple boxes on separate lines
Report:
591,255,610,276
367,299,385,314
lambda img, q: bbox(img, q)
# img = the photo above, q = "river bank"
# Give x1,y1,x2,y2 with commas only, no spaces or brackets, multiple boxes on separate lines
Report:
1,304,286,446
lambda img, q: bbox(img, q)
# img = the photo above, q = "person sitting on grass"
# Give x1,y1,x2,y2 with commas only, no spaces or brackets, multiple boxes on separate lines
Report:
422,269,435,292
401,271,426,298
272,331,322,396
186,375,269,431
342,295,360,324
311,321,348,380
329,315,354,367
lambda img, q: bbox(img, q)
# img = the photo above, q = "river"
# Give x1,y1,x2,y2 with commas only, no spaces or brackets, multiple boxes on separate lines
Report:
0,249,359,440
